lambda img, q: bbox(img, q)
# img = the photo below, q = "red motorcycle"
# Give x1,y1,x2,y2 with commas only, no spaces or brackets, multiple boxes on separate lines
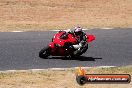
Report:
39,31,95,58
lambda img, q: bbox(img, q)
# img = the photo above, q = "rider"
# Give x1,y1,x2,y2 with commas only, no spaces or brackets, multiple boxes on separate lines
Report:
65,26,88,54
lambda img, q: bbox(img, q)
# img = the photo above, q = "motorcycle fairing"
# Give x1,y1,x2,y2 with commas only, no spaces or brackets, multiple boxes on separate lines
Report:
87,34,95,43
53,31,77,47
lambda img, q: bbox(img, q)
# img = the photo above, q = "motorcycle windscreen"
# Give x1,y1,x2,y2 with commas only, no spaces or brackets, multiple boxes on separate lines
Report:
87,34,95,43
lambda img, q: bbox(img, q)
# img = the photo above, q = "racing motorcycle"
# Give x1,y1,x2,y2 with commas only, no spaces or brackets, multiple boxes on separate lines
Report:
39,31,95,58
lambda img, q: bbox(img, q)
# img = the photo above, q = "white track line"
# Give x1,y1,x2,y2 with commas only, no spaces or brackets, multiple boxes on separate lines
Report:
49,29,61,31
101,28,114,29
82,28,91,30
51,29,90,31
50,28,116,31
12,31,23,32
0,66,116,73
10,27,131,32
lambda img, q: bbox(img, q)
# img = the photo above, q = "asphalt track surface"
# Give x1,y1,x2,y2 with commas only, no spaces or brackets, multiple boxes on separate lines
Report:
0,28,132,70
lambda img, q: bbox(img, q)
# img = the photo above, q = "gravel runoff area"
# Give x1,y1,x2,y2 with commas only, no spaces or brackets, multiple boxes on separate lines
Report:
0,66,132,88
1,0,132,32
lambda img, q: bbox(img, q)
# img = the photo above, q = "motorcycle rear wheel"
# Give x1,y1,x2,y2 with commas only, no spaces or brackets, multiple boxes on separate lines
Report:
39,46,50,58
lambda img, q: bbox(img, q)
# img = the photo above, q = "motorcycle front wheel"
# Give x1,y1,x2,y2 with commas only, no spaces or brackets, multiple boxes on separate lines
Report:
39,46,51,58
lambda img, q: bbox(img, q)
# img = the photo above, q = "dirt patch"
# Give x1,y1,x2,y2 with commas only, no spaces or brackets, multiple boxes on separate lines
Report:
0,66,132,88
0,0,132,32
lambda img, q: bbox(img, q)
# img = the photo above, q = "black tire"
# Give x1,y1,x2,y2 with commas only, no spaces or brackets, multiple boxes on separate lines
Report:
51,38,53,42
76,75,87,85
39,46,50,58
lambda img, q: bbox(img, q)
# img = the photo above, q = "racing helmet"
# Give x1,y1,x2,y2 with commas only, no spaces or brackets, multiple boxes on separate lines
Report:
74,26,83,36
